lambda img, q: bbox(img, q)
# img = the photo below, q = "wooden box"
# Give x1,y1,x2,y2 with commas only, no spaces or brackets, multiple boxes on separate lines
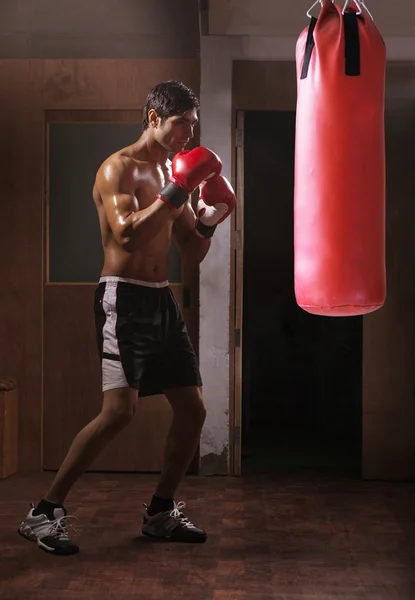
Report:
0,380,18,479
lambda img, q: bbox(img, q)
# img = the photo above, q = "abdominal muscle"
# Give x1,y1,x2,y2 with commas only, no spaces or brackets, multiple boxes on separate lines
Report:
100,226,173,283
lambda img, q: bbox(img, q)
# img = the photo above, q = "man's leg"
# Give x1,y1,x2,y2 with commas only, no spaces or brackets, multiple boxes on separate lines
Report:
155,385,206,499
18,386,138,554
142,385,207,542
45,387,138,504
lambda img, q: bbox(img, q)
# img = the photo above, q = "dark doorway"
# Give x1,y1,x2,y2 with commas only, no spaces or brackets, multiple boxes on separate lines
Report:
241,110,363,472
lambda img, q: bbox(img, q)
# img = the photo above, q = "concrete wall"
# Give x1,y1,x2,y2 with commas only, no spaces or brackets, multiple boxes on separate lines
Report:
0,0,199,58
208,0,415,37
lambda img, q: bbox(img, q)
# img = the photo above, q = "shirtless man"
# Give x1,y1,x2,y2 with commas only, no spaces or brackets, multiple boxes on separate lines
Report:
18,80,236,555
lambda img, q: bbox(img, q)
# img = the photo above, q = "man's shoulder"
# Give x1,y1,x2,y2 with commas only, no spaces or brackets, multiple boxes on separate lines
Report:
101,150,136,171
96,151,139,182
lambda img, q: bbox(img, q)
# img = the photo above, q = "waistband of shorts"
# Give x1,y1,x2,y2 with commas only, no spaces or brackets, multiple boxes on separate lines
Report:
99,276,169,288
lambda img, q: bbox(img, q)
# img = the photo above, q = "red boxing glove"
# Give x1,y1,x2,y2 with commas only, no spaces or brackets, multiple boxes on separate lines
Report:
196,175,237,238
158,147,222,209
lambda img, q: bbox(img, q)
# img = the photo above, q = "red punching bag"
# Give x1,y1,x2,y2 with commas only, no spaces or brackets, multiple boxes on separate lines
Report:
294,0,386,316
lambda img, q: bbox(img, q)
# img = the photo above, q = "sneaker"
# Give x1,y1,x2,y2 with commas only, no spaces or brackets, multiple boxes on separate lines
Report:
142,501,207,543
18,502,79,555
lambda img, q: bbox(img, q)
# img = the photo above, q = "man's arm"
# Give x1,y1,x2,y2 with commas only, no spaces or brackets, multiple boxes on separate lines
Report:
96,157,172,251
172,200,211,267
97,147,223,251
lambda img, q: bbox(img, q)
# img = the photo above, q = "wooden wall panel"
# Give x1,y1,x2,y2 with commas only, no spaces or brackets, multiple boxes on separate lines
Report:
233,60,296,111
0,60,45,472
0,59,199,471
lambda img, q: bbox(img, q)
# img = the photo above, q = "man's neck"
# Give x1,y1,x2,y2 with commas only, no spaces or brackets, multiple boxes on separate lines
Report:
134,131,170,165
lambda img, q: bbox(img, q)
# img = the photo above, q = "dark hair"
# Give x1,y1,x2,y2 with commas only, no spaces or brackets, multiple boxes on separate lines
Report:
142,80,200,130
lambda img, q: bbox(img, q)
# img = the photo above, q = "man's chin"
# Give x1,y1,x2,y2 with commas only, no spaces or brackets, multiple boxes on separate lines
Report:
166,141,188,154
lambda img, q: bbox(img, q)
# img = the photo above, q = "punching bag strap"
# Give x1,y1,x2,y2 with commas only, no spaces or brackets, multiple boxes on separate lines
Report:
300,16,317,80
343,12,360,76
302,0,366,79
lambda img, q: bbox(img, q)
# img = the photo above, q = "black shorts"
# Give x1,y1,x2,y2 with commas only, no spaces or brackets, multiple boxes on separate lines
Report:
94,277,202,395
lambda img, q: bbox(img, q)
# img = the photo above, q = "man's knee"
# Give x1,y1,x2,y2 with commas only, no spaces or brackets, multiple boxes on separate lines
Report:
101,387,137,428
166,386,207,427
190,394,207,428
196,394,207,426
182,392,206,429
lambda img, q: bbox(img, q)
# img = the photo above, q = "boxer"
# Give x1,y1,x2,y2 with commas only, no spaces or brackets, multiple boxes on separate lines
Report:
19,81,236,554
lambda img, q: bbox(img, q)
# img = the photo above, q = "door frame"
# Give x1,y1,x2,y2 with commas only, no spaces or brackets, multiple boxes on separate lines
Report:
229,110,246,476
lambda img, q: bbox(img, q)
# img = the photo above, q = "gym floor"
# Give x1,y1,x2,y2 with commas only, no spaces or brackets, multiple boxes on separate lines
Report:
1,471,414,599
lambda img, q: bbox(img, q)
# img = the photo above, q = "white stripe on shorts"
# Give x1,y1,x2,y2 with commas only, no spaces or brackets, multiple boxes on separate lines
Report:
101,280,129,392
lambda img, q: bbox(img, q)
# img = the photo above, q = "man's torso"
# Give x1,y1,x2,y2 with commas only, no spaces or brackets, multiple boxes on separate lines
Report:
93,146,184,282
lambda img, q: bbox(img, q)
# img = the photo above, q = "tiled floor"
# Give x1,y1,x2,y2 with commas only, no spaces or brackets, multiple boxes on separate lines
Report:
1,470,414,599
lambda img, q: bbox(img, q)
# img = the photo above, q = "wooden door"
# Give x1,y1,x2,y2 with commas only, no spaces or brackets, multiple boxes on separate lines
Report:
42,110,200,472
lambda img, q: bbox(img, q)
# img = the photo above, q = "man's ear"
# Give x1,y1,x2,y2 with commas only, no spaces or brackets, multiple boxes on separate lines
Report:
147,108,159,128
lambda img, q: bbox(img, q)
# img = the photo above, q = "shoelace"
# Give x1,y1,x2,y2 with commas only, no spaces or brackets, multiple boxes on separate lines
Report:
48,515,80,540
169,501,196,529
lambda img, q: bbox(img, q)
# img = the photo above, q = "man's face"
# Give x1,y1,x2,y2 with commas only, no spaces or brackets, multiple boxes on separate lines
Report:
155,109,198,152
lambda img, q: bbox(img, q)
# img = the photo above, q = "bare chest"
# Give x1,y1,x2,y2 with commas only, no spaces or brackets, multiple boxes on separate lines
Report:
135,162,183,217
